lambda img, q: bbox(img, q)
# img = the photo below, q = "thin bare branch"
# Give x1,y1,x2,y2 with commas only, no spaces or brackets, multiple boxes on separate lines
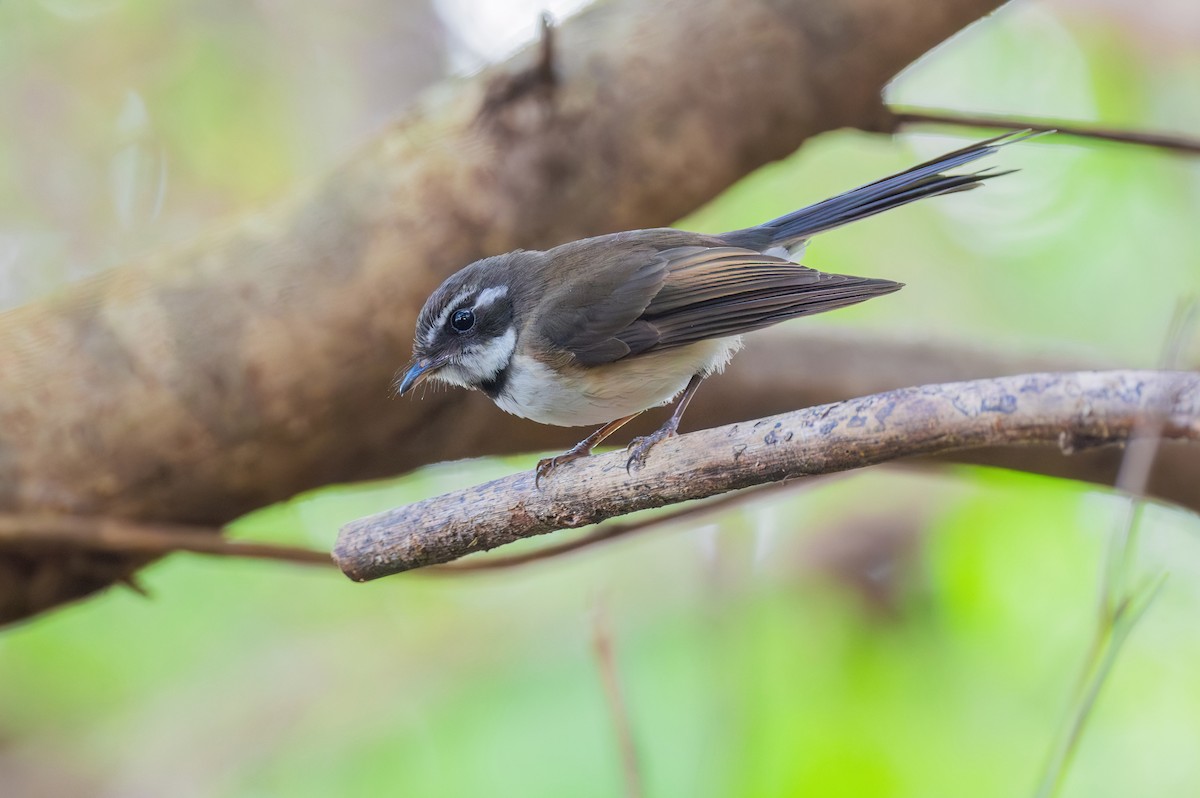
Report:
891,107,1200,155
1034,573,1169,798
592,601,644,798
1035,300,1198,798
0,515,332,566
335,370,1200,581
1106,300,1198,604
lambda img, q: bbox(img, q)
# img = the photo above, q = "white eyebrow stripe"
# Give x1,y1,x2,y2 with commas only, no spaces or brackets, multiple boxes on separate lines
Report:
425,288,474,345
474,286,508,310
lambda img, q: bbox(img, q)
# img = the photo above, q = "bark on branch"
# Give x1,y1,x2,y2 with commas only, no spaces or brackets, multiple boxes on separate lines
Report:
334,370,1200,581
0,0,1011,622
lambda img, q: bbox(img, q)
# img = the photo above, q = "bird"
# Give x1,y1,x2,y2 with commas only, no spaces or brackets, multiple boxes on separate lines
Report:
397,131,1035,485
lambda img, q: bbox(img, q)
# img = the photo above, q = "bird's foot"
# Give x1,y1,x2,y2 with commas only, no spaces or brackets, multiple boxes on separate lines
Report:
625,421,679,473
534,415,644,488
535,445,592,489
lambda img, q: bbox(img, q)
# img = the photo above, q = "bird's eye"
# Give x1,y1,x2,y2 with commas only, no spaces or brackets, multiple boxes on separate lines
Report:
450,308,475,333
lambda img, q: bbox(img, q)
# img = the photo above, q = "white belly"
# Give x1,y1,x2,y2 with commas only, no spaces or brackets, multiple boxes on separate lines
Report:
494,337,742,426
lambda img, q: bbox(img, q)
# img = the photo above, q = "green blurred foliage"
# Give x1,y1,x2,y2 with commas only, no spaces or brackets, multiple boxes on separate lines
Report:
1,1,1200,796
0,0,444,305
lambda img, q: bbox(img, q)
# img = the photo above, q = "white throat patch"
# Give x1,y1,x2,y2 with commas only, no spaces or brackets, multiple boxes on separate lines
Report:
436,327,517,388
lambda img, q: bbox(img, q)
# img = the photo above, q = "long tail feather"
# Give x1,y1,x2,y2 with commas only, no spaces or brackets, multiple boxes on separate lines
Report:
723,130,1042,250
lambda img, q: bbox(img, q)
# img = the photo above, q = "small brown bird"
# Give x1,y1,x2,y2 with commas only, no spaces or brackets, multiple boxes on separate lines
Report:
398,132,1032,483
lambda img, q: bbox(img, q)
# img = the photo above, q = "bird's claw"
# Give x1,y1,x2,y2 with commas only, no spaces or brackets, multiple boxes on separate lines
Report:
625,427,676,473
535,450,586,489
534,457,559,489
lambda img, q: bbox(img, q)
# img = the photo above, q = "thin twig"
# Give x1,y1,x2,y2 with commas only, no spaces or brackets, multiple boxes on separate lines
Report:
1105,300,1198,606
592,600,644,798
892,107,1200,155
1033,300,1197,798
1034,574,1169,798
0,514,332,566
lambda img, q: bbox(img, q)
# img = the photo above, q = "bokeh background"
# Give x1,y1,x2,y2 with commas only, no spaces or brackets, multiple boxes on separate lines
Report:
1,0,1199,795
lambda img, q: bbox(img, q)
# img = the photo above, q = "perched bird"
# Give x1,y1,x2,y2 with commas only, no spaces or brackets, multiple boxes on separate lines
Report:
397,132,1033,483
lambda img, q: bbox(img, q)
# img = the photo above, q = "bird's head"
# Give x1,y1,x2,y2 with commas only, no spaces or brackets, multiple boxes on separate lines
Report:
396,256,524,396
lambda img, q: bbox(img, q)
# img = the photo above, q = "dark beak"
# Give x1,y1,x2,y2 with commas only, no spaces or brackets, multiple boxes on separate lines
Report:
396,355,449,396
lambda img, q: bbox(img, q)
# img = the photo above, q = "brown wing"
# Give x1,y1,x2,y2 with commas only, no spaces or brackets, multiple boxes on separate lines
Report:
539,244,901,366
638,246,902,349
534,242,671,366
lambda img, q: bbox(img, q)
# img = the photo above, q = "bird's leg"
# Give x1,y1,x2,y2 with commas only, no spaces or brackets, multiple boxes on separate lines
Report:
626,374,704,473
536,413,641,488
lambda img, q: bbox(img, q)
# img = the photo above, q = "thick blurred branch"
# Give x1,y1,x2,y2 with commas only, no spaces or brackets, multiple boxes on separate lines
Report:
0,0,1012,622
334,370,1200,580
